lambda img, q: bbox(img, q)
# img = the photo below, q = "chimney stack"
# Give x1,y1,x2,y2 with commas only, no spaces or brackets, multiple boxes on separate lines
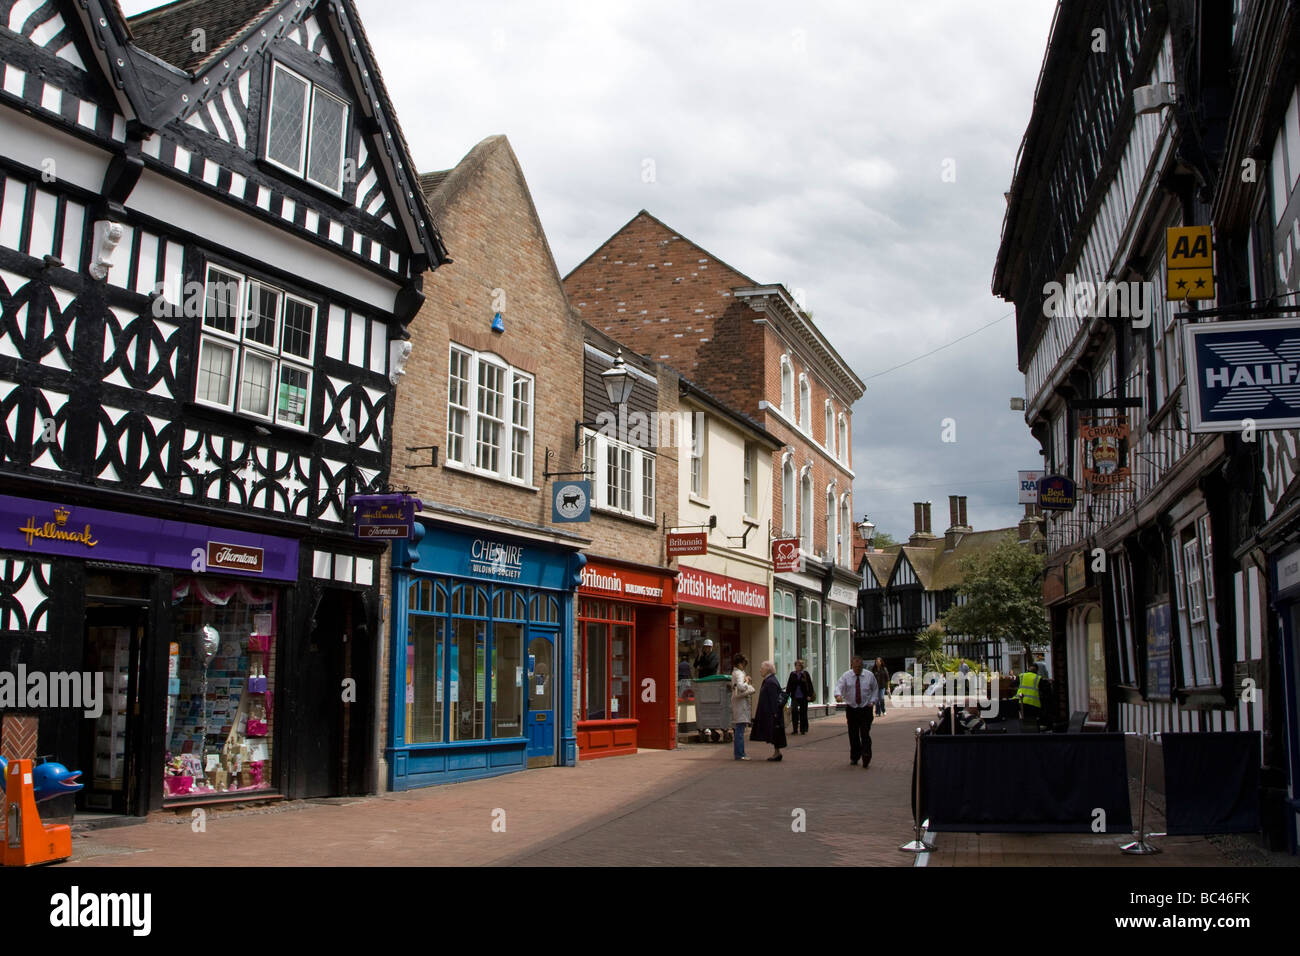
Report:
910,501,936,547
945,494,973,551
1019,501,1043,546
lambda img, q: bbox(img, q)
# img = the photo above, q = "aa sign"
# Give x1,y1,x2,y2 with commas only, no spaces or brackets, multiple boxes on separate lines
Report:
1165,225,1215,301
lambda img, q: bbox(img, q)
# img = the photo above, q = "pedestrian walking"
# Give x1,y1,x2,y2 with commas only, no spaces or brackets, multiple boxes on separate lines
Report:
834,656,878,768
750,661,788,761
872,657,890,716
730,654,756,760
785,659,815,734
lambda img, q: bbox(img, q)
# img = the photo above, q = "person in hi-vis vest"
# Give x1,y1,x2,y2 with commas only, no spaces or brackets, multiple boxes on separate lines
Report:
1016,663,1044,728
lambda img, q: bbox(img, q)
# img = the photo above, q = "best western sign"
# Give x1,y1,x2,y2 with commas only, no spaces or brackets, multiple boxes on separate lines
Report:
1184,317,1300,431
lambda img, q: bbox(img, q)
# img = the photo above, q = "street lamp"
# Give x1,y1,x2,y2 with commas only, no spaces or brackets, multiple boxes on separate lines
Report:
575,348,636,448
857,514,875,549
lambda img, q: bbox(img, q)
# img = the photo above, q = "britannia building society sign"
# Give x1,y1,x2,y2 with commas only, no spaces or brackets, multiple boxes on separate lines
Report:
1185,317,1300,432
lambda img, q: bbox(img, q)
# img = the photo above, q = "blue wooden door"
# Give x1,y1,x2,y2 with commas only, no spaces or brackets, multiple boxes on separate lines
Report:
526,632,556,764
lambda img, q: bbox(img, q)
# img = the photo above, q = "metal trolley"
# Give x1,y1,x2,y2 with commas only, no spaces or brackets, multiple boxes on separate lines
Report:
692,674,734,742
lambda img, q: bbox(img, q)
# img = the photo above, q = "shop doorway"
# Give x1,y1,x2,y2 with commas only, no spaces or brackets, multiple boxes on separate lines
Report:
526,632,556,767
80,605,147,815
293,588,371,798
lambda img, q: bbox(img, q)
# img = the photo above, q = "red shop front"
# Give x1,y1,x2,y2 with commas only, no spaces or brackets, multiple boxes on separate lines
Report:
576,558,677,758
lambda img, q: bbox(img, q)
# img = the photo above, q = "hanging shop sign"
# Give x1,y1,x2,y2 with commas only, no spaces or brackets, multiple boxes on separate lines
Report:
1018,470,1043,504
551,481,591,523
349,493,422,539
677,566,769,616
772,537,802,573
1165,225,1215,300
666,531,708,557
1080,415,1131,492
1145,601,1173,700
1037,475,1077,511
1184,317,1300,432
0,494,297,579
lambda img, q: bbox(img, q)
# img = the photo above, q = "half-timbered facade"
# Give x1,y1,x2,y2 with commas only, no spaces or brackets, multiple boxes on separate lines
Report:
994,0,1297,847
0,0,446,814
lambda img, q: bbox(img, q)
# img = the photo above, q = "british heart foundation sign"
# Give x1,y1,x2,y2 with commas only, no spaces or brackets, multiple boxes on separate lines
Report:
772,538,801,573
1080,415,1131,493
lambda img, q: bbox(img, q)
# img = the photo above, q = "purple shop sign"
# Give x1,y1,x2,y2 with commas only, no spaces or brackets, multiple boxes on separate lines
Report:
349,493,422,540
1,494,298,580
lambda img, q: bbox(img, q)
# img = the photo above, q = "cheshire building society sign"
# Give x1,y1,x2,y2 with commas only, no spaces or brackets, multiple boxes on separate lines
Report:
1184,317,1300,432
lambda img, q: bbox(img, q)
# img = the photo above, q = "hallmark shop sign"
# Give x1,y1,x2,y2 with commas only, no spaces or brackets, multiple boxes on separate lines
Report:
1185,317,1300,431
350,493,422,539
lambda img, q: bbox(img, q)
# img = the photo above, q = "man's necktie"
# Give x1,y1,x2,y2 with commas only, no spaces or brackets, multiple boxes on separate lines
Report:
856,674,861,706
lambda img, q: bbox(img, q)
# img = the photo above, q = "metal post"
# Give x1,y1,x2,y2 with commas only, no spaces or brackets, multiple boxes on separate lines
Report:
900,727,928,852
1121,732,1161,855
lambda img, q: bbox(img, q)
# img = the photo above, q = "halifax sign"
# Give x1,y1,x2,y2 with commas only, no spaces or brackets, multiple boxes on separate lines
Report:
1184,317,1300,432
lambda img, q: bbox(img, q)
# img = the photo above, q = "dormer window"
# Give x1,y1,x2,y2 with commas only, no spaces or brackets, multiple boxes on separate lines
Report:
266,61,349,194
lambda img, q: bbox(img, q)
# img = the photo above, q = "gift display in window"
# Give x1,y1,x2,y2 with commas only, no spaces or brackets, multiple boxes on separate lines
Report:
165,578,278,798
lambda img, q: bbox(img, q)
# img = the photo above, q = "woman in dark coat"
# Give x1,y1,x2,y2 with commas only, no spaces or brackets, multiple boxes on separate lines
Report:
750,660,788,761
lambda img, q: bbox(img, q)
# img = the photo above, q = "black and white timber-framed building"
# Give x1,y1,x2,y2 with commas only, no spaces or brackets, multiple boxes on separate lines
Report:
0,0,447,814
994,0,1300,849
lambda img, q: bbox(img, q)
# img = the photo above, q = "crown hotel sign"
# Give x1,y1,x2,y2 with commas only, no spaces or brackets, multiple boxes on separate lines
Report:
1080,415,1131,492
1185,317,1300,432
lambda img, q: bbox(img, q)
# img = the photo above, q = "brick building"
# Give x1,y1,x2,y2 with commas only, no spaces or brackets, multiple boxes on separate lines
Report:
564,211,864,705
381,135,588,788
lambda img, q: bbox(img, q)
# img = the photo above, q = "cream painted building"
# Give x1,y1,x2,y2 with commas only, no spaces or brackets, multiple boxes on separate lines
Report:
674,379,783,727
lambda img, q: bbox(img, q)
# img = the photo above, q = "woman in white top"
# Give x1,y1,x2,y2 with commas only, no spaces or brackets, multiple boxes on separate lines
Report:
731,654,756,761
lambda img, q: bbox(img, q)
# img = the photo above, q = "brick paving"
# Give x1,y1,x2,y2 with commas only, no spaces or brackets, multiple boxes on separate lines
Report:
61,709,1280,867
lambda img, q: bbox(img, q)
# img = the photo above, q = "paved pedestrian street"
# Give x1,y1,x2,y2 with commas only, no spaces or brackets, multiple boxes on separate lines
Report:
64,712,1275,868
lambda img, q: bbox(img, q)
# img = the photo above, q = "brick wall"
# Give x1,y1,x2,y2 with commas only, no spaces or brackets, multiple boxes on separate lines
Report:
567,212,856,570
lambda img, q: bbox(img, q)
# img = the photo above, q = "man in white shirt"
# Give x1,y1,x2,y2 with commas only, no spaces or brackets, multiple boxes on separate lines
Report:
834,656,879,769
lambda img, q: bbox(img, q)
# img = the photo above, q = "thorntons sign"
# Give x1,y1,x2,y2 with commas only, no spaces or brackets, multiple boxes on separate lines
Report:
207,541,264,573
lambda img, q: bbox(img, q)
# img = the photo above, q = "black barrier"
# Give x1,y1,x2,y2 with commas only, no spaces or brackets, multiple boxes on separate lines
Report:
919,733,1132,833
1162,731,1262,835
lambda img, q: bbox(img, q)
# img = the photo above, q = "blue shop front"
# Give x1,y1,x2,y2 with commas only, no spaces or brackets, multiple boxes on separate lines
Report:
387,519,585,789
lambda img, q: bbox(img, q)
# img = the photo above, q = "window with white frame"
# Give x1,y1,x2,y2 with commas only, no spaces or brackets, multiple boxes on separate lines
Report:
799,376,811,432
446,345,533,484
743,444,756,517
583,428,655,521
782,456,796,536
690,412,706,497
1148,221,1186,407
800,469,813,552
825,400,835,456
780,356,794,417
838,413,848,465
265,62,349,194
1171,516,1219,688
195,263,315,430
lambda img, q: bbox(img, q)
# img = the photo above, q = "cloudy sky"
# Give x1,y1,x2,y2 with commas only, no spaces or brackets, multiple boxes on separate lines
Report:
124,0,1057,541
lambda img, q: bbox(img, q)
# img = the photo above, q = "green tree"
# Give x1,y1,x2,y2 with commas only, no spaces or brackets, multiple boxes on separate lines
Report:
871,529,900,549
913,622,949,670
939,534,1049,659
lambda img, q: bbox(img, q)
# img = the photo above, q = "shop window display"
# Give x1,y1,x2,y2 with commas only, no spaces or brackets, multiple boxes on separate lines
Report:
165,578,278,798
579,599,634,721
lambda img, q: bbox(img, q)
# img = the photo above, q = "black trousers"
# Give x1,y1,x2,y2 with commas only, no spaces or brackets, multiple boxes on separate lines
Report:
790,698,809,733
845,706,874,763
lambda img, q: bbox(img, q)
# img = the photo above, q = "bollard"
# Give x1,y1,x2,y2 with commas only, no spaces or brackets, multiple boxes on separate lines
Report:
900,728,928,853
1121,732,1161,855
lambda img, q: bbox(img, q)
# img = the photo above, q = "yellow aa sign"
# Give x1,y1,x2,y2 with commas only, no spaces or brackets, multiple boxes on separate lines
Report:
1165,225,1215,301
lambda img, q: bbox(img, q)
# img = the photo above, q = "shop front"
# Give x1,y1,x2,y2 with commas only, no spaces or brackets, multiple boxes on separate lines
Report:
676,565,770,729
0,493,300,815
825,579,857,703
1269,538,1300,852
576,558,677,758
387,521,584,788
